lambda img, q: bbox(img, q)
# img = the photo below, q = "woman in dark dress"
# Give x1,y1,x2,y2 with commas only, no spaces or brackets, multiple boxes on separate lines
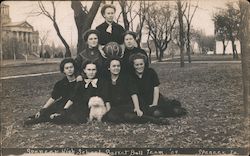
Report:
122,31,149,75
96,4,125,46
103,58,142,123
70,61,111,122
129,53,187,117
24,58,79,125
75,29,105,80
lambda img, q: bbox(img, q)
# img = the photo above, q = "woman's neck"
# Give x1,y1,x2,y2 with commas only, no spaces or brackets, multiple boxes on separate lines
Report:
136,72,143,78
106,20,113,25
111,74,119,81
88,45,97,49
66,75,76,82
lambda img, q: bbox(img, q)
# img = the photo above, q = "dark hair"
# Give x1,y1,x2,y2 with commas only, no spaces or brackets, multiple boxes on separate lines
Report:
81,60,98,71
129,53,148,65
123,31,137,41
82,29,100,42
59,58,76,73
101,4,116,16
107,57,122,68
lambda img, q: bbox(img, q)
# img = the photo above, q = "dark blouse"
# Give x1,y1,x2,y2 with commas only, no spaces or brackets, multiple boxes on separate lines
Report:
96,22,125,45
107,74,138,107
132,68,160,107
51,77,77,101
72,78,109,108
75,47,105,75
122,47,149,74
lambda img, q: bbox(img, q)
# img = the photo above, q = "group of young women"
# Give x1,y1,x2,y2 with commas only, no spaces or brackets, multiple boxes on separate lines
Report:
24,4,187,126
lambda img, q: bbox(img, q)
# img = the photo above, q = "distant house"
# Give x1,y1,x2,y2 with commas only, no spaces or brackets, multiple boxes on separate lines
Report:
1,3,39,59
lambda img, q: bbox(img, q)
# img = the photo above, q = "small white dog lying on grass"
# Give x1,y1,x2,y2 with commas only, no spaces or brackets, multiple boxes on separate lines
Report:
88,96,107,122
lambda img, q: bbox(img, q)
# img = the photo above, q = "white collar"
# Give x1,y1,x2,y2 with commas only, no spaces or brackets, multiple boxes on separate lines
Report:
84,78,98,88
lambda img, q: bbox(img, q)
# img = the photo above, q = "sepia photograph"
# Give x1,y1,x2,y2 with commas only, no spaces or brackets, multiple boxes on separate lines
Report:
0,0,249,155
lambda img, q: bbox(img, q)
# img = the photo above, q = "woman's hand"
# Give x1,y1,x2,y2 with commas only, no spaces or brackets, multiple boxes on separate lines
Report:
35,111,40,118
106,102,111,112
149,103,158,107
134,108,143,117
50,113,61,119
76,75,83,82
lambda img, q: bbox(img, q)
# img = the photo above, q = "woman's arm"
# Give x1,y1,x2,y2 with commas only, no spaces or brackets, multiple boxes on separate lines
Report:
64,100,73,109
42,97,55,109
131,94,143,117
149,86,160,107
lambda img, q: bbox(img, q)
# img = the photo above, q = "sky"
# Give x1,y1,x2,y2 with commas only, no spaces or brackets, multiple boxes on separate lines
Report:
3,0,237,47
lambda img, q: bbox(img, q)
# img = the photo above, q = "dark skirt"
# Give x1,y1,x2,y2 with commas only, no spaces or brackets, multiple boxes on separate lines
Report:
141,94,187,117
24,98,87,125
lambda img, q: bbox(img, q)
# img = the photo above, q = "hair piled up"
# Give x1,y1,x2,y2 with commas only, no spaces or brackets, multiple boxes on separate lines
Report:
60,58,76,73
122,31,137,41
101,4,116,16
129,53,148,65
82,29,100,42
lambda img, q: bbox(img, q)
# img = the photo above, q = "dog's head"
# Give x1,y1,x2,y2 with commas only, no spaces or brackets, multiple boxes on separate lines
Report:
88,96,105,108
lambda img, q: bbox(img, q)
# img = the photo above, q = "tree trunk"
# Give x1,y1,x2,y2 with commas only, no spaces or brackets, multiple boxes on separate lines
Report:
155,47,159,60
239,0,250,117
187,25,191,63
71,0,101,54
222,39,226,55
120,0,129,30
53,21,71,57
159,49,164,62
147,32,152,64
177,0,185,67
231,39,236,59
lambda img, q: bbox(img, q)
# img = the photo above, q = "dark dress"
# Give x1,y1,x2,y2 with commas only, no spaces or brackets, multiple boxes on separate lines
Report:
122,47,149,75
134,68,187,117
75,47,105,76
96,21,125,45
103,74,138,123
71,78,110,122
24,77,79,125
132,68,187,117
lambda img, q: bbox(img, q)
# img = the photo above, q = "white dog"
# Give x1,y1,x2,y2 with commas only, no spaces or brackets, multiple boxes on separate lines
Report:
88,96,107,122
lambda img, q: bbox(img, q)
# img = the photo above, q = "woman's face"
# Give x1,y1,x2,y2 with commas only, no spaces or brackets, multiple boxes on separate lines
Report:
133,58,145,74
124,34,135,48
63,62,74,76
104,8,115,23
87,34,98,48
83,64,97,79
109,60,121,75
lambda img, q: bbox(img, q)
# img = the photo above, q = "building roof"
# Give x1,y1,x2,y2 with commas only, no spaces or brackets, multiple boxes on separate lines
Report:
1,3,9,7
3,20,34,29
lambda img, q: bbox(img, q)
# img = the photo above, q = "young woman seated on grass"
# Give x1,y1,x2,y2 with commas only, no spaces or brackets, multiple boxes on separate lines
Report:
129,53,187,118
67,61,111,123
24,58,80,125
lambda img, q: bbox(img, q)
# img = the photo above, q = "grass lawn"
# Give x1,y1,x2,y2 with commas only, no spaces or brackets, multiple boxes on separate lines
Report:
1,62,248,148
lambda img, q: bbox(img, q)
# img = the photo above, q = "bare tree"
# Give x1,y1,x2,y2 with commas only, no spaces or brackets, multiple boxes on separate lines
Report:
146,29,152,64
238,0,250,117
177,0,186,67
71,0,101,54
38,30,49,59
146,2,177,62
183,0,198,63
32,1,71,57
135,0,148,46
